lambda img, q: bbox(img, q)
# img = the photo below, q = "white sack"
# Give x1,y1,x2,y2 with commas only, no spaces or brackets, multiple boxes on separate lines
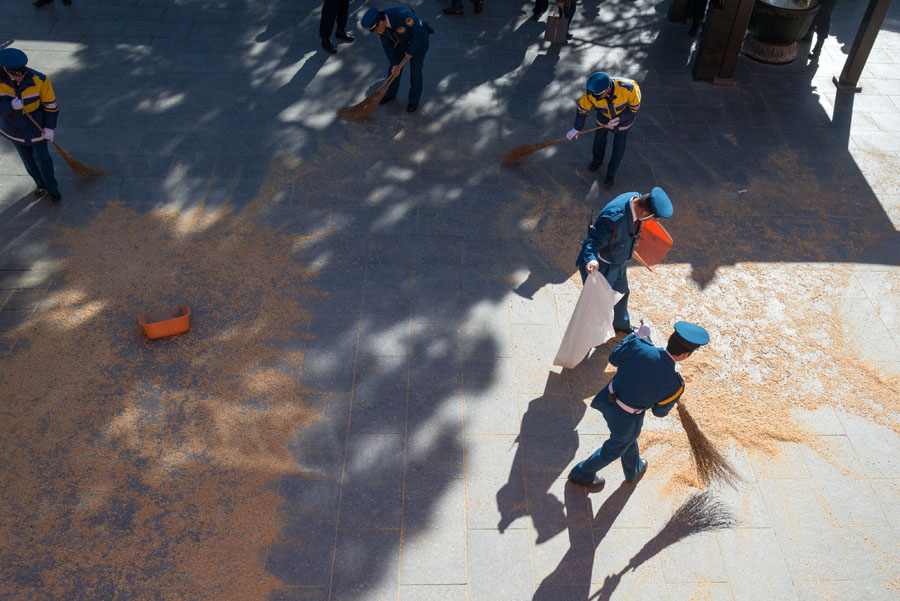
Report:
553,272,623,369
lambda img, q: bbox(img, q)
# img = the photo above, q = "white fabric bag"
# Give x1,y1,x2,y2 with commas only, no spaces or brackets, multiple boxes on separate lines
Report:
553,272,623,369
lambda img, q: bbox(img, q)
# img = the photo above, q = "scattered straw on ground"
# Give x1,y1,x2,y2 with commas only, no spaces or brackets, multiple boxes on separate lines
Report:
0,161,326,600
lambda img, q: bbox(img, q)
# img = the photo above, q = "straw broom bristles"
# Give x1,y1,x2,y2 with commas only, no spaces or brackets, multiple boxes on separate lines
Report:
24,111,105,179
500,124,605,165
677,403,742,489
337,56,409,122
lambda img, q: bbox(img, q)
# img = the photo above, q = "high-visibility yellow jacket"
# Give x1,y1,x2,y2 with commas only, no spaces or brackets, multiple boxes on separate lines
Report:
0,68,59,145
573,77,640,132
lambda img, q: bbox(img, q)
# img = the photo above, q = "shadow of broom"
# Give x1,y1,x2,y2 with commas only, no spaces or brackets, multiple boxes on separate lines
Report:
590,490,736,601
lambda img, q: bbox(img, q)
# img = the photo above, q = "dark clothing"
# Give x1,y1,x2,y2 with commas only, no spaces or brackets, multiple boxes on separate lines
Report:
569,334,685,482
576,192,643,331
14,140,58,197
592,127,629,179
319,0,349,38
377,7,432,106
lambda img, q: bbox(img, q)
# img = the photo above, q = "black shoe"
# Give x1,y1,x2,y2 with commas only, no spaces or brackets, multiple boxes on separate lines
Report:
34,0,52,6
443,7,464,14
604,175,615,186
474,0,483,13
406,104,418,113
568,474,605,490
48,192,61,202
614,326,636,336
321,38,337,54
34,187,47,200
379,96,395,105
588,162,601,172
566,33,573,40
335,30,355,42
626,459,648,484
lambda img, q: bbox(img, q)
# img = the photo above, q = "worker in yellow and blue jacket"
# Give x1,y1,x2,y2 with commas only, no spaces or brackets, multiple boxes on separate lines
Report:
566,72,641,187
0,48,61,202
568,322,710,490
361,6,433,113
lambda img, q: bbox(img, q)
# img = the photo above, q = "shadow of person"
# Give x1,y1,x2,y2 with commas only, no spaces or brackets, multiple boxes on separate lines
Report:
532,481,636,601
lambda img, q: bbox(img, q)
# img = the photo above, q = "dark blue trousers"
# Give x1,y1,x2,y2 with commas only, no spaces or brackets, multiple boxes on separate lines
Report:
384,41,429,107
319,0,349,38
592,127,629,178
14,140,59,196
578,261,631,331
569,393,645,481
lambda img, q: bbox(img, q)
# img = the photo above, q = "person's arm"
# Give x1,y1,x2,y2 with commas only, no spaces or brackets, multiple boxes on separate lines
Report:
608,334,638,366
616,81,640,130
581,216,620,266
405,20,428,57
651,374,684,417
40,76,58,130
573,92,592,130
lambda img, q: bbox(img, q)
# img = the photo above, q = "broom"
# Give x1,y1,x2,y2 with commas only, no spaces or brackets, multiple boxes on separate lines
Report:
337,55,410,122
500,124,607,165
23,110,106,179
676,402,742,489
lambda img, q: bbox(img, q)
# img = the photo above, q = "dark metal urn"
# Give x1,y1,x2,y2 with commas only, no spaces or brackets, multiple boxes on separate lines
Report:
742,0,821,64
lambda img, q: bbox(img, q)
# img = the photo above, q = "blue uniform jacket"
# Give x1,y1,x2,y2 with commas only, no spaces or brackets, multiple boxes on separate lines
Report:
0,68,59,145
576,192,642,269
608,333,684,417
379,7,429,63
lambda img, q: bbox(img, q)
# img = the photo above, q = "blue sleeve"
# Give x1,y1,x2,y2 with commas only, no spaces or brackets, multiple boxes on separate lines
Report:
574,105,588,130
380,35,398,65
608,334,638,366
651,374,684,417
406,24,427,57
578,217,616,266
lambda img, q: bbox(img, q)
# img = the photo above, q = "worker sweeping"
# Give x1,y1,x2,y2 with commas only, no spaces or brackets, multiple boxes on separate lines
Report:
0,47,61,202
361,6,433,113
577,187,672,335
567,321,709,490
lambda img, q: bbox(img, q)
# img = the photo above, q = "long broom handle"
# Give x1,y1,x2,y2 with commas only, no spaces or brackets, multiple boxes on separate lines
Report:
380,54,411,91
22,109,48,136
544,123,610,147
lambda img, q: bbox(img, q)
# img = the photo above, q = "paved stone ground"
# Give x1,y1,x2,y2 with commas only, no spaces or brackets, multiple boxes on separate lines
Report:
2,0,900,600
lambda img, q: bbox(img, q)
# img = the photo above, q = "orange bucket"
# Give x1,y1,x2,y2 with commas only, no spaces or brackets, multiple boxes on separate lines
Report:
635,220,673,267
138,305,191,339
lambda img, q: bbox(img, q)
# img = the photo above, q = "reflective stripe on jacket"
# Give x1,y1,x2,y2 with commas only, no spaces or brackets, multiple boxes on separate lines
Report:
0,68,58,145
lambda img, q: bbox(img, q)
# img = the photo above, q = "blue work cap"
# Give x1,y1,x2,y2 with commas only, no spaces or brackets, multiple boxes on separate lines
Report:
586,72,611,94
648,187,673,219
672,322,709,351
0,48,28,69
361,7,381,29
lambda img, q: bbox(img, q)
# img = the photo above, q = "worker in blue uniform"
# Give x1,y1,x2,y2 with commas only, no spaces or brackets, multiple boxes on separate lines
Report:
566,71,641,187
568,321,710,489
576,187,673,334
361,6,433,113
0,48,61,202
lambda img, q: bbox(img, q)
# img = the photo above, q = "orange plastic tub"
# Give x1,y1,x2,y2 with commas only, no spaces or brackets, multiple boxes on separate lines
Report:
635,220,674,267
138,305,191,339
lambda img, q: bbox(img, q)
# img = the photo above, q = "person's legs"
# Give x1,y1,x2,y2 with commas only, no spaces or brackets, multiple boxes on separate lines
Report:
31,141,59,197
569,401,637,481
605,130,629,178
591,127,609,167
319,0,338,38
407,44,428,108
14,143,45,189
607,263,630,331
335,0,349,33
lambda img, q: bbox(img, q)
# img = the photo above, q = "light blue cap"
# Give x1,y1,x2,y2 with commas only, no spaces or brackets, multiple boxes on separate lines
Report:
361,7,381,29
649,187,673,219
673,321,709,350
586,72,611,94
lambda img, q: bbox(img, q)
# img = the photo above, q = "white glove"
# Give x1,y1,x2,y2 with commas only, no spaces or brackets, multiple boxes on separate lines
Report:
566,128,580,140
11,98,23,110
607,117,620,128
42,128,54,142
585,260,600,274
636,323,651,338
